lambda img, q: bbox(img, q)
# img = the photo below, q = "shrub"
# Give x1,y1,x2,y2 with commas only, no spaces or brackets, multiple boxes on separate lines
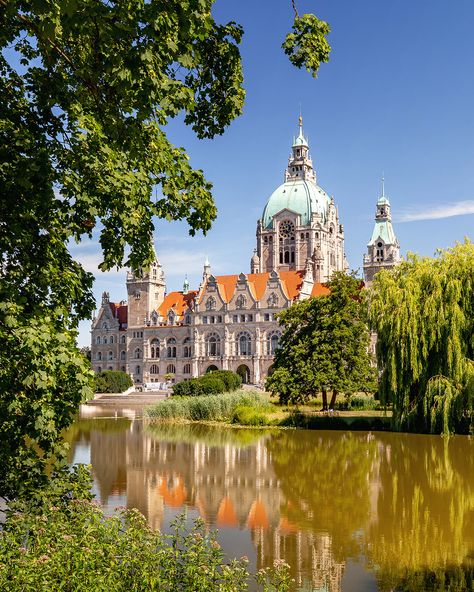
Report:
94,370,133,393
172,370,242,397
198,376,227,395
209,370,242,391
0,502,292,591
231,405,270,426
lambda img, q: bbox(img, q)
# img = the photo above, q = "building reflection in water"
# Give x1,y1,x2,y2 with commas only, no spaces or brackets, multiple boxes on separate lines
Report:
69,418,474,592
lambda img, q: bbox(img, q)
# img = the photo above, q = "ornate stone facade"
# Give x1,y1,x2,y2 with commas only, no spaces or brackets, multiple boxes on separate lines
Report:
91,120,398,386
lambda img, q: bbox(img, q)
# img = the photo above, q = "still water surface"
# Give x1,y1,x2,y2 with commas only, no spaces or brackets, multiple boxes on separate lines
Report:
69,409,474,592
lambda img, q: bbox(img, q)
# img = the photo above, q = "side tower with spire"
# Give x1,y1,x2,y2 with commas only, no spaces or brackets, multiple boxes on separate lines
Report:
253,116,346,280
363,179,401,284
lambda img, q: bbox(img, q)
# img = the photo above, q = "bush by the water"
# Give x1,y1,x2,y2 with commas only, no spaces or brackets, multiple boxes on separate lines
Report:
172,370,241,397
147,390,267,422
231,405,272,426
0,501,291,591
94,370,133,393
335,394,378,411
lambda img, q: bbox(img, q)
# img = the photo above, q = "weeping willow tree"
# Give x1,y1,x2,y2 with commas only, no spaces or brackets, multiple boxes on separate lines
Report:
369,240,474,434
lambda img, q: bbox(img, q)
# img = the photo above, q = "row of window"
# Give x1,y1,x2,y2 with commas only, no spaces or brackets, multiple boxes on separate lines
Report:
96,332,281,361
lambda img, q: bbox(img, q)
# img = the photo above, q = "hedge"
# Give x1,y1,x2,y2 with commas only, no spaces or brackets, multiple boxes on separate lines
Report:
172,370,241,397
94,370,133,393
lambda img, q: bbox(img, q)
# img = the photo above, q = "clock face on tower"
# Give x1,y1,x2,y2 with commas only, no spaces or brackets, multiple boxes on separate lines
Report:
279,220,295,238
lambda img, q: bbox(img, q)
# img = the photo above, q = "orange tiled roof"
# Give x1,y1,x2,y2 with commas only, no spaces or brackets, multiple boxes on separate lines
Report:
109,302,128,328
213,270,318,303
157,290,198,317
311,282,330,297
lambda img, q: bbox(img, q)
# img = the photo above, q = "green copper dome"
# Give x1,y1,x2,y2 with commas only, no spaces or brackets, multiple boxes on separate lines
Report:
261,179,330,229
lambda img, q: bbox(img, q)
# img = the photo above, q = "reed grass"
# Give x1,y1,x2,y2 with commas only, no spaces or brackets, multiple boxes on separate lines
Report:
146,389,268,422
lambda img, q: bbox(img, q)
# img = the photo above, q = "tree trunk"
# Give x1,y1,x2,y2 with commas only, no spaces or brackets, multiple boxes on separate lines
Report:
322,389,328,411
329,389,338,410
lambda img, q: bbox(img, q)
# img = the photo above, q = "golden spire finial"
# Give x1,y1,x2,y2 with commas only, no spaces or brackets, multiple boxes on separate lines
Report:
299,115,303,128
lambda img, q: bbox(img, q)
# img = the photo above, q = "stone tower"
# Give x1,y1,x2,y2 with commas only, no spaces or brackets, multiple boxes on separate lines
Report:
126,243,166,327
253,117,346,280
363,179,401,284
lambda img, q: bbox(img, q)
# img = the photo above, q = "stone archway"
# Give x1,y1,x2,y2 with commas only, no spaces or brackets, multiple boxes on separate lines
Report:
206,365,219,374
236,364,251,384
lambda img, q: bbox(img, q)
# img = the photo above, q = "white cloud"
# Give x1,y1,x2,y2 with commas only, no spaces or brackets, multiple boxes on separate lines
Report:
397,200,474,222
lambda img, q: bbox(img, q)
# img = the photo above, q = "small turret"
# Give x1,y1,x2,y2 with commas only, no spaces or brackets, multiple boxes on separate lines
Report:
203,256,211,281
183,275,189,295
250,249,260,274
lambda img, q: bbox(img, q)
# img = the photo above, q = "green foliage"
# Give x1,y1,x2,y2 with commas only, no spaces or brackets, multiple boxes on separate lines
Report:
172,370,241,396
231,405,272,426
147,390,267,422
0,302,94,501
94,370,133,394
283,13,331,78
369,241,474,434
0,503,292,592
336,394,379,411
266,272,377,407
209,369,243,391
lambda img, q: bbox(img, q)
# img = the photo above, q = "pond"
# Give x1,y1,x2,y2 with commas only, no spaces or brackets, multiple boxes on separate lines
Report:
68,408,474,592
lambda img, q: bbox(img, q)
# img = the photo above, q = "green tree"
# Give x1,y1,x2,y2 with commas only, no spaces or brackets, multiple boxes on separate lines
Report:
0,1,332,500
266,272,376,408
368,240,474,434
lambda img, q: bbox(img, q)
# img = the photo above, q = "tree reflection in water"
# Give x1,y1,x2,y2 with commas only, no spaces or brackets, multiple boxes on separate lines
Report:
67,418,474,592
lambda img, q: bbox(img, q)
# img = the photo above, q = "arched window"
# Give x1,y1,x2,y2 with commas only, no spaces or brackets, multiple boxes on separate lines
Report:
135,365,141,375
134,347,142,359
168,311,175,325
205,333,221,357
206,296,216,311
121,366,126,372
109,336,114,344
236,294,246,309
267,331,281,355
102,322,108,330
150,338,160,359
96,336,101,344
120,335,126,344
183,363,191,375
236,332,252,356
108,351,113,361
120,350,126,360
167,338,177,358
183,337,191,358
376,241,384,262
151,311,158,326
166,363,176,374
97,366,102,373
150,364,159,375
108,366,113,371
184,313,191,325
103,337,108,344
97,352,102,361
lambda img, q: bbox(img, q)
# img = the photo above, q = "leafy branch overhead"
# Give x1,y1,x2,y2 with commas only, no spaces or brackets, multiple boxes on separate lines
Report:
283,14,331,78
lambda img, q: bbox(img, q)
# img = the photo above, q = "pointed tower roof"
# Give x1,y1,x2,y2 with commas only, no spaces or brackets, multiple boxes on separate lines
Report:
293,115,309,147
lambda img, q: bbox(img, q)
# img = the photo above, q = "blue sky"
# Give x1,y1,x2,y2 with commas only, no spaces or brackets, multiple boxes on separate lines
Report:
72,0,474,345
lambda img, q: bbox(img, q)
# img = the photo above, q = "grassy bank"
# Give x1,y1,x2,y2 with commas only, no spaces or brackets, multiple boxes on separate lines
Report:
146,390,392,431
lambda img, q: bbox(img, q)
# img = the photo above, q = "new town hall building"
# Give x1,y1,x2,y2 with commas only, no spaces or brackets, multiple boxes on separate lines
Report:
91,119,400,385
